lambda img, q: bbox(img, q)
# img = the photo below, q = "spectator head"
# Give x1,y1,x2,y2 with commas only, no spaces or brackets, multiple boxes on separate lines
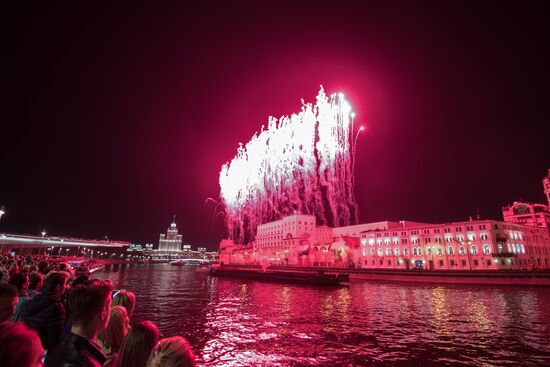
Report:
68,279,113,334
43,271,70,295
112,290,136,320
0,321,44,367
8,273,29,293
28,272,44,291
37,260,48,274
146,336,196,367
0,284,18,322
118,320,160,367
69,274,89,288
98,305,130,353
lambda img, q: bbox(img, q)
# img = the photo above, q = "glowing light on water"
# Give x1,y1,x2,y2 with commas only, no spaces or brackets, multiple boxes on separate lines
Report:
219,87,361,243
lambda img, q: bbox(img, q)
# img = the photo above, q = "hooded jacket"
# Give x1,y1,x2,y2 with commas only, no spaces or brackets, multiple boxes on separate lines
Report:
22,291,66,351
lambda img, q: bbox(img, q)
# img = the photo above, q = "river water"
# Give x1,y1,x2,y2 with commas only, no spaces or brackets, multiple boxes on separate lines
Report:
94,264,550,366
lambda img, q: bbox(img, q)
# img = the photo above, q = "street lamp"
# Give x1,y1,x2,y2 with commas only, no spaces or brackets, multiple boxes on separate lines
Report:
0,206,5,221
41,230,47,255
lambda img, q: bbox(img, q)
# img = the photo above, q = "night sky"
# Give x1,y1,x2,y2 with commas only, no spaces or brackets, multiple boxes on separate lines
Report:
2,2,549,249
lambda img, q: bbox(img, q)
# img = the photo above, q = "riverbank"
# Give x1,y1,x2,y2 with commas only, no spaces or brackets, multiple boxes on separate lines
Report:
227,265,550,286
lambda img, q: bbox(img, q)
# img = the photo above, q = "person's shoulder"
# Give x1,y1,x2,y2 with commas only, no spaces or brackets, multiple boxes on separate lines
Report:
45,338,82,367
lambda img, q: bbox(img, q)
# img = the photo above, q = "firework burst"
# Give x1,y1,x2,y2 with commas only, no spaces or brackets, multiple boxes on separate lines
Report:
219,87,360,243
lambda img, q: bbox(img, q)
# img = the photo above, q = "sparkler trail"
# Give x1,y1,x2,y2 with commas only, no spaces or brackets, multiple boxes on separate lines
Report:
219,87,360,244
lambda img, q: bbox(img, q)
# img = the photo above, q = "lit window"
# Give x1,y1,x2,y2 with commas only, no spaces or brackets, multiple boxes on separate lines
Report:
483,245,490,254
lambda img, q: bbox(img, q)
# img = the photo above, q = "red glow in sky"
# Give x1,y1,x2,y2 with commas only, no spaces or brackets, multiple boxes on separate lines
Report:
2,2,549,249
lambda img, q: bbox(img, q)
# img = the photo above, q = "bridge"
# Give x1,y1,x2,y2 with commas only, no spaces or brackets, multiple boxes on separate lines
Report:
169,258,211,265
0,233,130,253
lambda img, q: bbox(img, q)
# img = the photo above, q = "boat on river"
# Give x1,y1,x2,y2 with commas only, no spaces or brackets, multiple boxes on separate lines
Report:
210,265,348,286
170,259,204,267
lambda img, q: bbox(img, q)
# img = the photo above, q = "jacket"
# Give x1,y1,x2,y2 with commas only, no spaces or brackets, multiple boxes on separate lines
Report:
45,332,107,367
22,291,66,351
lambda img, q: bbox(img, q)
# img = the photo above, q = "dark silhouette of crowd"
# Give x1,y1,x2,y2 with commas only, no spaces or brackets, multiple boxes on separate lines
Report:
0,254,196,367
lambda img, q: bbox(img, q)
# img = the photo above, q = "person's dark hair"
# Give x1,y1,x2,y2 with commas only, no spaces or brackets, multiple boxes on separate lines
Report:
70,274,89,288
37,260,48,274
68,279,113,325
0,321,44,367
8,273,28,293
43,271,70,293
118,320,160,367
29,272,44,290
0,284,17,298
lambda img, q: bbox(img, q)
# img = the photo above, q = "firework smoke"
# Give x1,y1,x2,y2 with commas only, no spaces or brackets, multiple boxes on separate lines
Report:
219,87,359,244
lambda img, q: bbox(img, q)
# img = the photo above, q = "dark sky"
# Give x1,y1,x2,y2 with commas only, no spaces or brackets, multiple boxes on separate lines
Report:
2,2,549,249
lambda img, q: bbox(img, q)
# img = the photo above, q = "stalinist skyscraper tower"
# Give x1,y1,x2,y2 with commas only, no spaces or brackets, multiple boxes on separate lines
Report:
158,217,183,254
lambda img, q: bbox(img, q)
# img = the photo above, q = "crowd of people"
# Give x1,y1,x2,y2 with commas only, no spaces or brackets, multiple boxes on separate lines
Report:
0,254,196,367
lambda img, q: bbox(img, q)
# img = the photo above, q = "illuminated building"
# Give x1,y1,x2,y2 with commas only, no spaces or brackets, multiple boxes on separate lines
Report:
254,213,333,266
219,168,550,271
158,218,182,253
222,217,550,270
502,170,550,230
357,219,549,270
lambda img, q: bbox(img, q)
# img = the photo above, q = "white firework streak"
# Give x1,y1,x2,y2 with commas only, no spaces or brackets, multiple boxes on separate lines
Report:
219,87,359,244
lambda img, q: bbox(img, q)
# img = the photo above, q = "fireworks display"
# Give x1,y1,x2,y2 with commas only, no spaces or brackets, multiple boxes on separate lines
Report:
219,87,360,244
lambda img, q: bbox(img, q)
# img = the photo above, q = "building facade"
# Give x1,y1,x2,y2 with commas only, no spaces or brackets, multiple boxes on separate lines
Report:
358,219,550,270
222,217,550,270
219,168,550,271
502,170,550,230
158,218,182,253
254,213,333,266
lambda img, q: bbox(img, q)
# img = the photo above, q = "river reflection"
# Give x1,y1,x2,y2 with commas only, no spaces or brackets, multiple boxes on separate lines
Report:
94,264,550,366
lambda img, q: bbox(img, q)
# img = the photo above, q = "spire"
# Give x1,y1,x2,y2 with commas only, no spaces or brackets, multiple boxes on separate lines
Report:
170,215,177,228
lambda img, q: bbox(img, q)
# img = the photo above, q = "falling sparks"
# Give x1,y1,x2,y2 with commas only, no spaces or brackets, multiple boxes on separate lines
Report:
219,87,360,244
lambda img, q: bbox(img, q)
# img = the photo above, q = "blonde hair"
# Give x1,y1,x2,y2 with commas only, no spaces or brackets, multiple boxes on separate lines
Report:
112,290,136,320
98,305,130,353
147,336,196,367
